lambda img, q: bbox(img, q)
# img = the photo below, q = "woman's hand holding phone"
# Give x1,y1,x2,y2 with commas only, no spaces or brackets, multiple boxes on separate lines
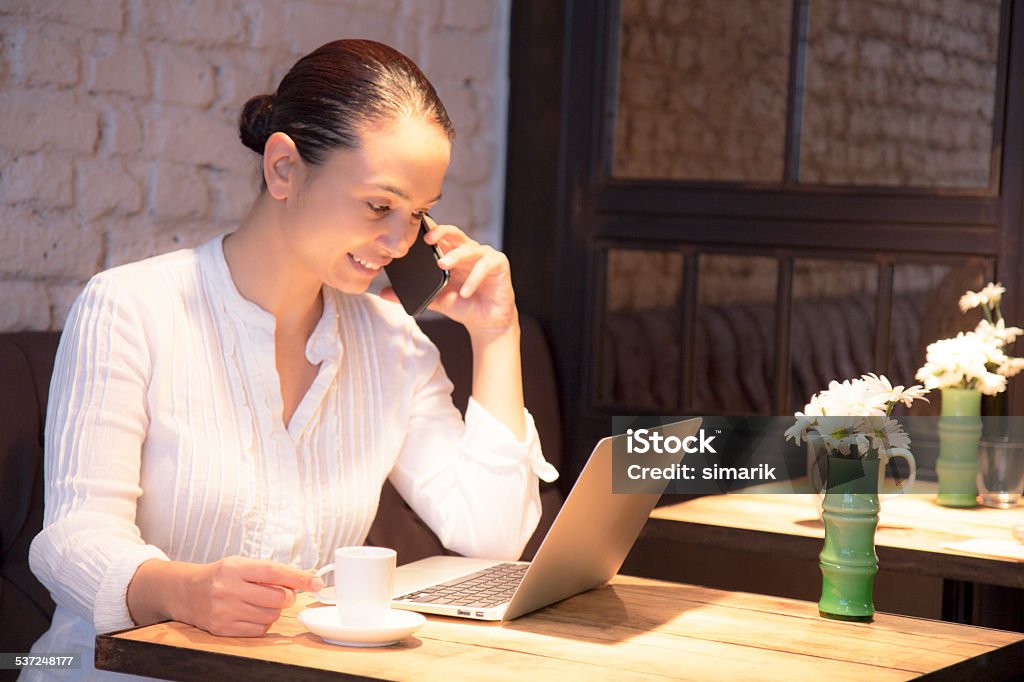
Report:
382,215,518,337
419,215,518,336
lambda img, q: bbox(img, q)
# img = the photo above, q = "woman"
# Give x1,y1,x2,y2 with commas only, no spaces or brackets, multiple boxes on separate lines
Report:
27,39,557,678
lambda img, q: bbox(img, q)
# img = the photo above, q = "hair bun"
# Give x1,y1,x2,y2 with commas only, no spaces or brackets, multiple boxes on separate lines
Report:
239,94,275,154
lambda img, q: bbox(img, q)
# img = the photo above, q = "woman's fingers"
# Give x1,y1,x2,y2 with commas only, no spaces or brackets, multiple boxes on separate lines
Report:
235,558,321,593
206,617,275,638
232,601,285,625
189,557,318,637
424,221,471,251
239,581,297,610
459,250,506,298
437,243,481,271
200,592,285,637
207,587,291,636
438,243,507,297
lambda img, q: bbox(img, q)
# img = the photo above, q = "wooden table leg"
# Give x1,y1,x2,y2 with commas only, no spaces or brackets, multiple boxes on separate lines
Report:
942,579,974,624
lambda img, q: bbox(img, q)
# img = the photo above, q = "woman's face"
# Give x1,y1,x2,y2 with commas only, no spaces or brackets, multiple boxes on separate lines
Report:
279,116,451,294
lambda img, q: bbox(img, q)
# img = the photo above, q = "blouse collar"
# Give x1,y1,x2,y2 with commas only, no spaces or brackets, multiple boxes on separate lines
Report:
200,234,343,365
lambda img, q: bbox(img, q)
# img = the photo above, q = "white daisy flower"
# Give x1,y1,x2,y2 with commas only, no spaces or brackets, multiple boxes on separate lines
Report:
979,282,1006,307
999,357,1024,378
976,371,1007,395
791,374,928,459
959,290,986,312
916,331,1011,395
975,319,1023,347
959,282,1005,311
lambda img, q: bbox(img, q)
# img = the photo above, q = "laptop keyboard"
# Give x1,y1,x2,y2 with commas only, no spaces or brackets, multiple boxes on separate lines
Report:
394,562,527,609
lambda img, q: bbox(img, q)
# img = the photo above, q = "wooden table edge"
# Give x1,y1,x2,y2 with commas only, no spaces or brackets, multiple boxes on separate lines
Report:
913,637,1024,681
94,582,1024,682
94,629,381,682
95,623,1024,682
641,516,1024,589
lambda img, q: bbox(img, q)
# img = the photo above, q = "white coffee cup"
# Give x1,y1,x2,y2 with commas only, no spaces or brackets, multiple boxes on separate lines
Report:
315,546,396,627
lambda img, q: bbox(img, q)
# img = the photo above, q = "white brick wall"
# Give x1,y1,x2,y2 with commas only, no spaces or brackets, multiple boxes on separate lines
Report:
0,0,511,331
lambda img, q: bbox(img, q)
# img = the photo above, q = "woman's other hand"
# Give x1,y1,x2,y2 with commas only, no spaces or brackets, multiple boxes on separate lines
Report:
183,556,322,636
128,556,322,637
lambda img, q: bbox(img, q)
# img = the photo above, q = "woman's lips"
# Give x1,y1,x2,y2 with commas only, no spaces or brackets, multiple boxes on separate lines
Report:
349,253,388,273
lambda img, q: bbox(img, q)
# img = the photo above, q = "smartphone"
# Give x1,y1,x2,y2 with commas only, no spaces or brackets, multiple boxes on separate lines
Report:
384,217,450,316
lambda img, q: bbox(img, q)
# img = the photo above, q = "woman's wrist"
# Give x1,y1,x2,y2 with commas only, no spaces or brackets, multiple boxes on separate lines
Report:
466,310,521,347
468,312,526,440
127,559,195,626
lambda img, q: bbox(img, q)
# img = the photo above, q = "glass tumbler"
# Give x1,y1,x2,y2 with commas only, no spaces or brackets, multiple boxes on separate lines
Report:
977,440,1024,509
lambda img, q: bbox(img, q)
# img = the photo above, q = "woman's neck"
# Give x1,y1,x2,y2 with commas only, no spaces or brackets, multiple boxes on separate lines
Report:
222,196,323,334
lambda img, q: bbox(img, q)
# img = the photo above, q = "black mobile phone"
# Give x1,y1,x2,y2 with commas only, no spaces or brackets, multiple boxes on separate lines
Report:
384,218,450,316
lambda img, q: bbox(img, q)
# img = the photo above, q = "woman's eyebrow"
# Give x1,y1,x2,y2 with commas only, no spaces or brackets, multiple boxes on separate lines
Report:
374,184,442,203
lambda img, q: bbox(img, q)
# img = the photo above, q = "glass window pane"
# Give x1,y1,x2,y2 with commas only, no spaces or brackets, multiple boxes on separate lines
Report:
693,254,778,414
600,248,684,410
611,0,792,182
800,0,1001,188
789,259,878,412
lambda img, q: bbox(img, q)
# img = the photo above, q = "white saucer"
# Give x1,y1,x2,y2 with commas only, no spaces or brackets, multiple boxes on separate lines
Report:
299,607,426,647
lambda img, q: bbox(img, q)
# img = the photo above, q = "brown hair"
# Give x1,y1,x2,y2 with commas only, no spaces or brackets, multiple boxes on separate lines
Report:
239,39,454,164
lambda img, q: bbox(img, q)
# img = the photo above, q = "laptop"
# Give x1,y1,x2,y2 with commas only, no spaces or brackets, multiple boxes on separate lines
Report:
385,417,702,621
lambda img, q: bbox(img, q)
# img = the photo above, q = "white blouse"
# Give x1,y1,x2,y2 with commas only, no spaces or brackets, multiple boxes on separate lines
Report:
27,235,557,679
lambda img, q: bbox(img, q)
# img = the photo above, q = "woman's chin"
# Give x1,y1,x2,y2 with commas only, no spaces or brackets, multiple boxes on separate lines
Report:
324,274,378,295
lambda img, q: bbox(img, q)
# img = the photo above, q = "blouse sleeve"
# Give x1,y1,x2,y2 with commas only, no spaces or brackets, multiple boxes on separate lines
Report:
29,275,170,634
387,321,558,560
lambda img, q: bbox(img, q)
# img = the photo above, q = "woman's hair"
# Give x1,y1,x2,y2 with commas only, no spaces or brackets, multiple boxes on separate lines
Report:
238,39,454,164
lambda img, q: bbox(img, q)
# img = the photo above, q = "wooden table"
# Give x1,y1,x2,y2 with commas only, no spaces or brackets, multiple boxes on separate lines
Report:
95,576,1023,681
636,488,1024,624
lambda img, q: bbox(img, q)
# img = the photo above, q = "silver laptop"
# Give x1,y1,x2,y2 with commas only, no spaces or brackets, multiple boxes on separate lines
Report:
386,418,702,621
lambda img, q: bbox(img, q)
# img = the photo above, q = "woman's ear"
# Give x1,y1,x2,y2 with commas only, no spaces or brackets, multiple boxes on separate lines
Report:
262,132,302,200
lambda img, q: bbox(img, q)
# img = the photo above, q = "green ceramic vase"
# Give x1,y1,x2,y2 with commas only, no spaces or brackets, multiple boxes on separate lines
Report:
819,455,879,622
937,388,982,508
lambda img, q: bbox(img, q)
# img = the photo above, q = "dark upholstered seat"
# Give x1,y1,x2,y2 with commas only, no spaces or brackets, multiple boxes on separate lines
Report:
0,333,60,655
